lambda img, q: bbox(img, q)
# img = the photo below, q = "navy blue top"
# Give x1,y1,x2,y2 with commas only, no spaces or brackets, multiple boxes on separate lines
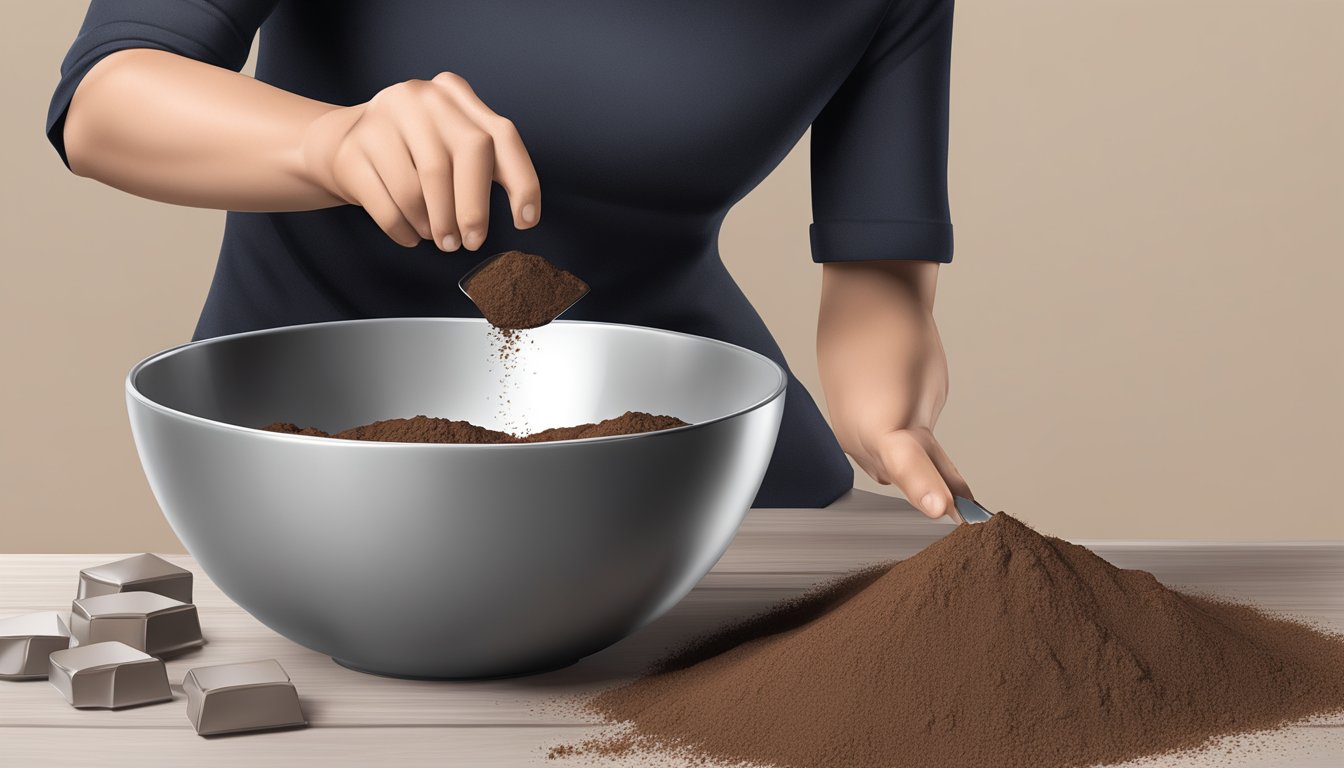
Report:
49,0,955,508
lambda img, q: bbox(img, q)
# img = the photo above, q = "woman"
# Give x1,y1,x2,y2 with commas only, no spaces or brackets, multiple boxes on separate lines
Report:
49,0,972,520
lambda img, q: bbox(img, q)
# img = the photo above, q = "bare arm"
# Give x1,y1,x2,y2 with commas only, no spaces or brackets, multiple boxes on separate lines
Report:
65,49,338,211
63,49,540,250
817,260,972,523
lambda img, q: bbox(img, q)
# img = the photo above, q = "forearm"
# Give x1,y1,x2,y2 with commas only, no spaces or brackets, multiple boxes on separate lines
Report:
817,260,945,443
817,259,966,519
63,49,342,211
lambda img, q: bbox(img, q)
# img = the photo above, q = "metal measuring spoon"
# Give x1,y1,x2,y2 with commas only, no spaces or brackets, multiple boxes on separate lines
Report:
954,496,994,524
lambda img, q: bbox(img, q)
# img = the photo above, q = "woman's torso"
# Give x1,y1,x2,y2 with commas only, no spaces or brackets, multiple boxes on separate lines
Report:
199,1,892,505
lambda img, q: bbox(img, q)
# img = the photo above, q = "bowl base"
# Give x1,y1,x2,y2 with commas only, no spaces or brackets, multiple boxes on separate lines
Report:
331,656,581,681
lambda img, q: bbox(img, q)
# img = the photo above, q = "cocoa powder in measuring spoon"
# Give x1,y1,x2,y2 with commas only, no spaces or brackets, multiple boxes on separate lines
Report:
459,250,591,433
462,250,589,330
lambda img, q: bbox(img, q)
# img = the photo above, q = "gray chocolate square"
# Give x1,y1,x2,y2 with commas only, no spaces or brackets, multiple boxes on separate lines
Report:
0,611,71,680
184,659,306,736
48,641,172,709
78,553,193,603
71,592,204,656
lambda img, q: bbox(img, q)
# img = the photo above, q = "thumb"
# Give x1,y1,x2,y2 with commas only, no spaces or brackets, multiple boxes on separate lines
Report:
876,431,962,523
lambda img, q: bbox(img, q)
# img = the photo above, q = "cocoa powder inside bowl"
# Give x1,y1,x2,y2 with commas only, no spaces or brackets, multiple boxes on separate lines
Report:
555,513,1344,767
263,411,687,444
463,250,589,330
265,251,687,445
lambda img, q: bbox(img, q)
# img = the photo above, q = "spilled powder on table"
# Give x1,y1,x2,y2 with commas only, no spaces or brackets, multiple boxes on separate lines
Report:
552,513,1344,768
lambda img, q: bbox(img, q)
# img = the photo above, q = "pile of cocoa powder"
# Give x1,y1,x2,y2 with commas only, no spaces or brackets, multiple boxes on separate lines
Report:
264,411,686,444
554,513,1344,767
463,250,589,330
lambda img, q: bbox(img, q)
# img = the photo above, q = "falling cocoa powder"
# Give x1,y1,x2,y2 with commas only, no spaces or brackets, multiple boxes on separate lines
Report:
263,411,687,444
459,250,589,431
556,513,1344,768
484,325,531,435
463,250,589,330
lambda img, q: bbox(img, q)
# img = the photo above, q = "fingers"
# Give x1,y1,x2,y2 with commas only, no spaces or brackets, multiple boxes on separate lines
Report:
487,116,541,229
924,436,973,500
418,81,499,250
360,125,431,242
852,454,887,486
342,155,420,248
871,430,959,523
920,434,974,524
394,114,458,251
432,72,541,231
449,127,494,251
342,75,540,251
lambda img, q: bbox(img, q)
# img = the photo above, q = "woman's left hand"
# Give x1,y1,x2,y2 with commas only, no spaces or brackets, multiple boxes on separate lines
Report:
817,260,972,524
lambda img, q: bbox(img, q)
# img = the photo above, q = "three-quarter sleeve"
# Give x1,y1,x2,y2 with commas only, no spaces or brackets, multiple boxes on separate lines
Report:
46,0,279,168
809,0,955,264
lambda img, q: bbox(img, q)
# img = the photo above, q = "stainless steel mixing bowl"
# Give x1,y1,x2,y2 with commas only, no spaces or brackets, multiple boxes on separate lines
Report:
125,318,785,678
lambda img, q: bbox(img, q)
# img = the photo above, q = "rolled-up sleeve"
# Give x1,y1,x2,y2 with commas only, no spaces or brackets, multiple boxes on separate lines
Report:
46,0,278,167
809,0,955,264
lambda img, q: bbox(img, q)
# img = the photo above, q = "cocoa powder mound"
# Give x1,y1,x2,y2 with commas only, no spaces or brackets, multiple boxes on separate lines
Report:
262,411,686,444
525,411,687,442
463,250,589,330
261,422,329,438
266,416,518,444
563,513,1344,768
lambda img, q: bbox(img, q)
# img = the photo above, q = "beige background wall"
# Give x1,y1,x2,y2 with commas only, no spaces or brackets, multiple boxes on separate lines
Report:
2,1,1340,551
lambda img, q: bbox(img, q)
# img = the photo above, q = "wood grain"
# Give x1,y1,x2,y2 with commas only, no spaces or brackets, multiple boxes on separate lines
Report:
2,491,1341,765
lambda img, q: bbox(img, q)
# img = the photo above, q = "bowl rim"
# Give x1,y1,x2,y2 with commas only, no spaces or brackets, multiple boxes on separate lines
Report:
125,317,788,449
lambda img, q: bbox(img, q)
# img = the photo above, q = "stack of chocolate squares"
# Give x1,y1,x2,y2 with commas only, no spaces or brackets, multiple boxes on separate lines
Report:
0,553,305,735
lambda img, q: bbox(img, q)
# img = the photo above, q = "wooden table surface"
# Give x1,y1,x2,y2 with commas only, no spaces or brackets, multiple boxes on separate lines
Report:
3,491,1342,766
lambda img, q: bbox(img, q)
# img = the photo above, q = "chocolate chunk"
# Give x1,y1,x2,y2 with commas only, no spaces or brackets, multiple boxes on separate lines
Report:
47,641,171,709
0,611,71,680
70,592,204,656
78,553,193,603
183,660,306,736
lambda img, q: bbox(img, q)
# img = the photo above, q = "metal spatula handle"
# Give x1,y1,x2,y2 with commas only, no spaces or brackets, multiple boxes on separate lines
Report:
954,496,994,524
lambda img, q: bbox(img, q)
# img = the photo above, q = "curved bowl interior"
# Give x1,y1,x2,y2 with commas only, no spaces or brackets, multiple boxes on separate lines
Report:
126,318,785,678
131,318,783,437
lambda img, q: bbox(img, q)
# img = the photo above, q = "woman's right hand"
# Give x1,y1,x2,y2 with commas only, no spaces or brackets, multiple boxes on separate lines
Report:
301,72,540,252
